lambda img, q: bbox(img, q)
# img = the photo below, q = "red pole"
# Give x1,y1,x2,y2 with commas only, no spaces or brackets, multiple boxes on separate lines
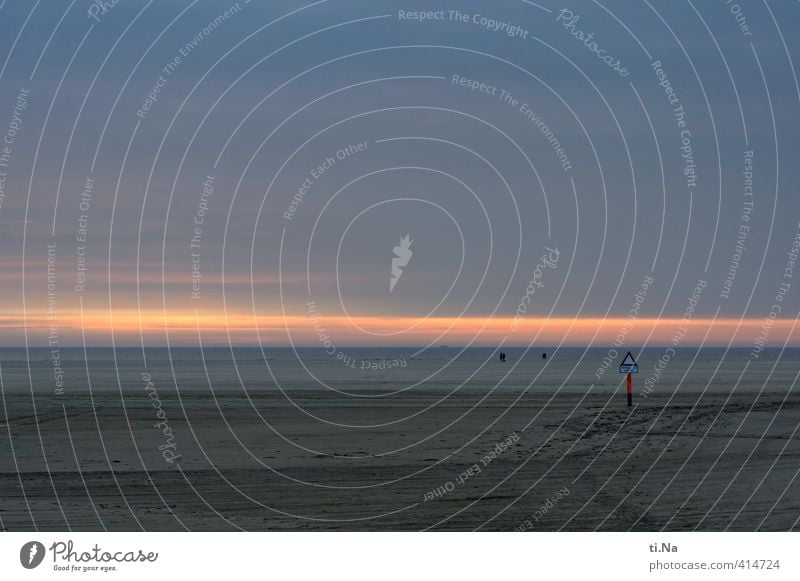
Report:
627,372,633,407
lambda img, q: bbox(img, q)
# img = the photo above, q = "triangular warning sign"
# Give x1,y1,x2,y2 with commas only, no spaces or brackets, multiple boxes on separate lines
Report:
621,352,636,366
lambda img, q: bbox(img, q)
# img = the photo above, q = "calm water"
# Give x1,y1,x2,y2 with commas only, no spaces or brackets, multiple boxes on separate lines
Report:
1,347,798,395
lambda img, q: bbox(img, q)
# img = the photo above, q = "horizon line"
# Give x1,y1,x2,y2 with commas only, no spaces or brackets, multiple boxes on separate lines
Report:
3,343,798,349
2,312,798,349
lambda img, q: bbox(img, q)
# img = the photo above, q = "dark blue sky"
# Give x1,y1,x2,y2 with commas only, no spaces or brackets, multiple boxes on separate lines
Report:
0,0,799,345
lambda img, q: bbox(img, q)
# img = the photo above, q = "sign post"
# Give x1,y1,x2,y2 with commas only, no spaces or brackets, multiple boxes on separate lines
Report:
619,351,638,407
627,372,633,407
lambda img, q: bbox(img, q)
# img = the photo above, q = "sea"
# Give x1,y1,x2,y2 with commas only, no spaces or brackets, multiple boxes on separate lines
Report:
0,347,797,396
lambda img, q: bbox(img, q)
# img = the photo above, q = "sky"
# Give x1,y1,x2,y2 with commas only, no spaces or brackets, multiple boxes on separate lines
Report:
0,0,799,347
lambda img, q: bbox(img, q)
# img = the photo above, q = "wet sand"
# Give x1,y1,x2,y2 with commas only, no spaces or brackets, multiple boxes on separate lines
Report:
2,388,799,531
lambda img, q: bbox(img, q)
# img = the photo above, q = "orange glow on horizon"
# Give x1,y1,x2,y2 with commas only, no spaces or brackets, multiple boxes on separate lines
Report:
2,308,799,347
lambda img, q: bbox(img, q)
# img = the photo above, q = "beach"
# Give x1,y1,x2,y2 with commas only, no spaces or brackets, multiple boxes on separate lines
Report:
1,348,799,531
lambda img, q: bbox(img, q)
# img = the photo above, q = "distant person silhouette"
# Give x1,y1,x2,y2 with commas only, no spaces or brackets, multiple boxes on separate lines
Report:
499,352,506,362
542,352,547,359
